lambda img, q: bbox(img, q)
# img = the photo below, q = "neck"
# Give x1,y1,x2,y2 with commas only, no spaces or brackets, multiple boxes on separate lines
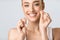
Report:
27,21,39,31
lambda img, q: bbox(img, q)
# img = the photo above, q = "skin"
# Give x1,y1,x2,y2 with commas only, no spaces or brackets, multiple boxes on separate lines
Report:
8,0,51,40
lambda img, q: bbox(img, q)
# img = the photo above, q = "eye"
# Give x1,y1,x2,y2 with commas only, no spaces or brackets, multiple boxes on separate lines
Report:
35,3,39,6
24,5,29,7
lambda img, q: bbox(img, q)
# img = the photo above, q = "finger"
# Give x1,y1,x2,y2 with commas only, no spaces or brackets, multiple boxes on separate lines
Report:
44,18,51,27
19,19,24,28
47,16,52,24
44,12,47,20
19,18,27,30
17,19,24,33
17,18,27,33
21,18,28,27
22,27,27,34
40,10,44,22
40,10,43,19
44,13,50,21
21,18,27,24
46,13,51,22
44,14,52,25
17,25,21,33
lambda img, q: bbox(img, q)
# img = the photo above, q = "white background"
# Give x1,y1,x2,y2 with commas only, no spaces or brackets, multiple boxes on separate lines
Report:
0,0,60,40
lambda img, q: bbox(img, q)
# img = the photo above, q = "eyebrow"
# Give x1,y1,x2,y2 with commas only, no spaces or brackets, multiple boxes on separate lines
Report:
33,1,39,3
24,2,29,4
24,0,39,4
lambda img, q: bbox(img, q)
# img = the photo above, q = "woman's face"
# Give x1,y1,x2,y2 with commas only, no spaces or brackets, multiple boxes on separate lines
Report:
22,0,42,22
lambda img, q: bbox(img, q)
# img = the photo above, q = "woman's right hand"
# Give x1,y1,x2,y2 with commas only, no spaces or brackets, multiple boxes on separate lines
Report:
16,18,27,40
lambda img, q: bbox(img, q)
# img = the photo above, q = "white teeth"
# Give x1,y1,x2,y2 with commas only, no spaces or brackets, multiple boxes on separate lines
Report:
29,14,36,17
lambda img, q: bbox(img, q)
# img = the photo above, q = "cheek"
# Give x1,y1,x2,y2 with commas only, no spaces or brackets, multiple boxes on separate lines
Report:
34,7,40,12
23,7,28,14
23,8,27,13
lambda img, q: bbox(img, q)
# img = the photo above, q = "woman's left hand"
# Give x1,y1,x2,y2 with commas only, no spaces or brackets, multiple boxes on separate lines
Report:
39,10,51,30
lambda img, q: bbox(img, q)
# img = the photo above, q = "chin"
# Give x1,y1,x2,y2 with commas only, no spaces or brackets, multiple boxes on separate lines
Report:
27,17,40,22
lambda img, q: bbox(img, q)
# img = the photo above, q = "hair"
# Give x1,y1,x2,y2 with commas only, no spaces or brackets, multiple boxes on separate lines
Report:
39,0,45,10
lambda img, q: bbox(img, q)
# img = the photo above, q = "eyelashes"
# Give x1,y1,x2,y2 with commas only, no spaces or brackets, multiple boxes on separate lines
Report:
34,3,40,6
24,5,29,7
24,3,40,7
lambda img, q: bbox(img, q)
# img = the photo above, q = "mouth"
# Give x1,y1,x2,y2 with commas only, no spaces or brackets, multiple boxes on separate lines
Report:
28,13,37,17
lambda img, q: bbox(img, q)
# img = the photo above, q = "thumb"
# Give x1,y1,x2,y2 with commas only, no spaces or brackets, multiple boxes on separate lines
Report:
22,18,27,24
22,27,26,34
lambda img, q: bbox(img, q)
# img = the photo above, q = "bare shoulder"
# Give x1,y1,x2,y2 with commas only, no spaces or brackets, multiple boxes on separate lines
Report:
8,28,18,40
8,28,17,33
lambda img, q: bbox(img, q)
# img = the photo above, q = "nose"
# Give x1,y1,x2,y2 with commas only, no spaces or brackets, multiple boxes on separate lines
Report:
29,5,34,12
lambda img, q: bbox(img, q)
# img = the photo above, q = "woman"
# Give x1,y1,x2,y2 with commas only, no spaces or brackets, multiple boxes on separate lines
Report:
8,0,51,40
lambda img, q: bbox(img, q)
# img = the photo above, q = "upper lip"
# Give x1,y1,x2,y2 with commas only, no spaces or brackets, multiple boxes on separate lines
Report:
28,12,37,15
